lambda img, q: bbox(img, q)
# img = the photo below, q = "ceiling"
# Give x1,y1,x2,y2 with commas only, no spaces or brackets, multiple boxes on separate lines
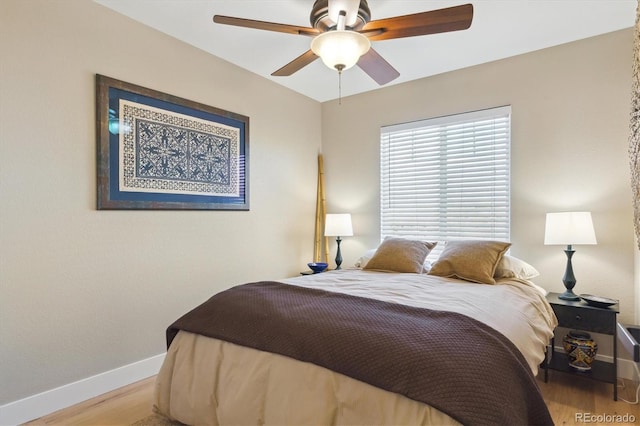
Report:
94,0,636,102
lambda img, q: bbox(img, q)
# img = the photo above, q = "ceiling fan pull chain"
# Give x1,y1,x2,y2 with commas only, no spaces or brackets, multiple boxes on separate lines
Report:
338,68,342,105
336,63,345,105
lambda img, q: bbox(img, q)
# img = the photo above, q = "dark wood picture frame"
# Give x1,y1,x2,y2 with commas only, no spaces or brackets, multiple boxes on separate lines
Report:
96,74,249,210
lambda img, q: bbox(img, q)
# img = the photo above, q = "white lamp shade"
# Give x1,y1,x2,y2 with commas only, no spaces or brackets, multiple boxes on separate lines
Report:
325,213,353,237
544,212,597,245
311,30,370,71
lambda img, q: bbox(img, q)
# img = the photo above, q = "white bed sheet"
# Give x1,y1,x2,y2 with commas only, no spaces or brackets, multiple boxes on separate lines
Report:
280,269,557,374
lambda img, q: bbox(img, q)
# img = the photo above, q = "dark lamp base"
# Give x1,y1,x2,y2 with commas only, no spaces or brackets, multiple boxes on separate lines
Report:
558,290,580,301
559,246,580,301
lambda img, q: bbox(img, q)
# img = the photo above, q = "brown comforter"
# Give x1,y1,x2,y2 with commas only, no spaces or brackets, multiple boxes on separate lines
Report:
167,281,553,426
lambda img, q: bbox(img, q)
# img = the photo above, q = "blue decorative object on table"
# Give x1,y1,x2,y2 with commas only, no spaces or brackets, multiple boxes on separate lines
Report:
307,262,328,273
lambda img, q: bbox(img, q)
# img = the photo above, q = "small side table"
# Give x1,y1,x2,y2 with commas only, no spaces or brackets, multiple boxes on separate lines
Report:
543,292,619,400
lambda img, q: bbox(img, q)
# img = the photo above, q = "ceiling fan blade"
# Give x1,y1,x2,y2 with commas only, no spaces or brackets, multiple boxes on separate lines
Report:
362,3,473,42
213,15,320,37
328,0,361,27
357,48,400,85
272,50,319,77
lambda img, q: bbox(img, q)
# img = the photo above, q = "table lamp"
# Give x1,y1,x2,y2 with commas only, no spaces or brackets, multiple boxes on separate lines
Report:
324,213,353,270
544,212,597,300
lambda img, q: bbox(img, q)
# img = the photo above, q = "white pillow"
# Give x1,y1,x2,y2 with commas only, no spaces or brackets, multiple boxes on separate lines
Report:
354,249,377,268
494,255,540,280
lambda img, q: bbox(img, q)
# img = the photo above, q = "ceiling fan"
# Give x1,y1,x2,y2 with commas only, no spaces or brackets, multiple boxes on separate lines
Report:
213,0,474,86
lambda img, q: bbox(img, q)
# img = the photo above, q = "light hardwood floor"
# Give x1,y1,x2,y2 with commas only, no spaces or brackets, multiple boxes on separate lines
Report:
22,372,640,426
22,377,156,426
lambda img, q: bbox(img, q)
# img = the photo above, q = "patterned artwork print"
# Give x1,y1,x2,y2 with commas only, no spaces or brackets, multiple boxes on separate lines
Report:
119,100,239,197
136,120,231,185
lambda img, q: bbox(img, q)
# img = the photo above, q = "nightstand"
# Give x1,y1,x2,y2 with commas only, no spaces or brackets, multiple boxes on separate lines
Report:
543,292,619,400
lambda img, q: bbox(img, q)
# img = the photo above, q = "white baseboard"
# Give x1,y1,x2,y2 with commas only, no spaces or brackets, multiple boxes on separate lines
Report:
0,353,165,426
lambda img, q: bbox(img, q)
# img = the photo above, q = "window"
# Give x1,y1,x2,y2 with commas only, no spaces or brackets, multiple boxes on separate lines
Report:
380,106,511,259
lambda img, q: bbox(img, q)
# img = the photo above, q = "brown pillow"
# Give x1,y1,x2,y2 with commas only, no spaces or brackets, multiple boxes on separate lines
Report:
428,240,511,284
364,238,437,273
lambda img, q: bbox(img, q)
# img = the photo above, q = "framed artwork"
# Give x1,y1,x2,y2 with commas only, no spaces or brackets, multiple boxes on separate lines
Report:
96,74,249,210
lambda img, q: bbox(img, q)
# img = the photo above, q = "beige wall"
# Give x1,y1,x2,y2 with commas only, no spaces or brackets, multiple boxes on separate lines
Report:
0,0,321,404
322,29,636,324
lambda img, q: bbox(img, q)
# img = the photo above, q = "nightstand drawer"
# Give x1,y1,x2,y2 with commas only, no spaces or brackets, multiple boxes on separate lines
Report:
553,305,616,334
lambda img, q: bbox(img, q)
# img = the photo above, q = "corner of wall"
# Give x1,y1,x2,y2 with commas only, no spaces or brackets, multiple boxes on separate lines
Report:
635,235,640,324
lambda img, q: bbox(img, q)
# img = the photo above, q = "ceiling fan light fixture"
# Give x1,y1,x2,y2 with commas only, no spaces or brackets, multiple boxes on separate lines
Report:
311,30,371,71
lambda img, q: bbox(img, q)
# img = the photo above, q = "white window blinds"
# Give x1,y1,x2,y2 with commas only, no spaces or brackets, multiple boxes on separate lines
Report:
380,106,511,258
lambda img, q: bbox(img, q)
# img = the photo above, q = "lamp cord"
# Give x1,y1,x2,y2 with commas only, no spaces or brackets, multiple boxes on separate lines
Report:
618,379,640,404
617,362,640,404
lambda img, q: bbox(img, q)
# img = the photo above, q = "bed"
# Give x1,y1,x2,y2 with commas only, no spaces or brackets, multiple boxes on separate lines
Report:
153,239,558,425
